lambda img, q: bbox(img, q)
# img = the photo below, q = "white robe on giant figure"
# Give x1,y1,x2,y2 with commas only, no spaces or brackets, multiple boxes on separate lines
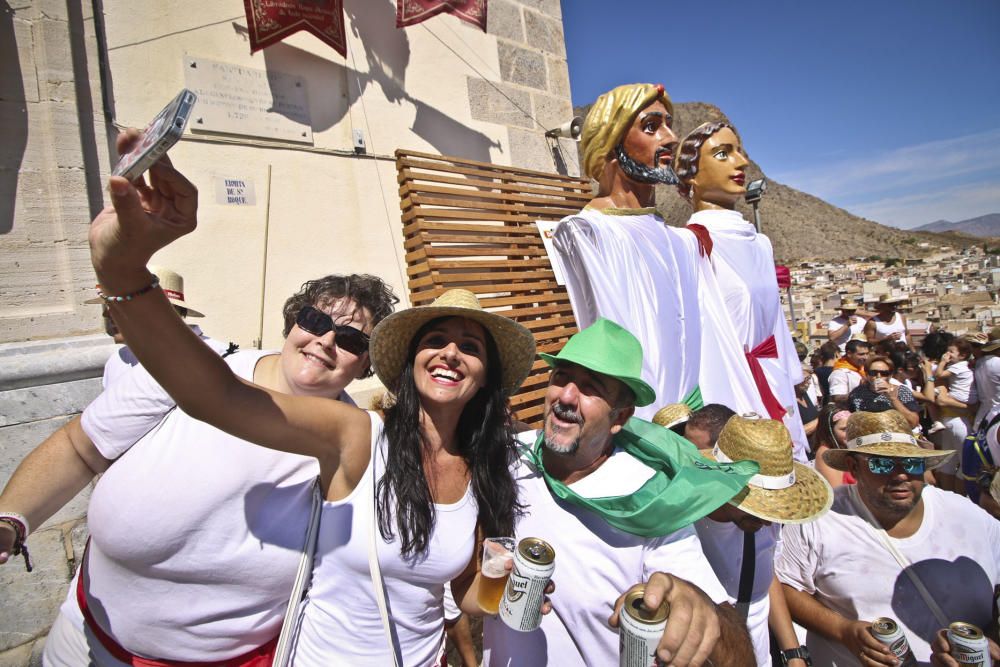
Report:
551,206,808,462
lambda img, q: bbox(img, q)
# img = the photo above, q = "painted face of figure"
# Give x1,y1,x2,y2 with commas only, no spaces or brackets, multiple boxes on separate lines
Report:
615,100,679,185
542,362,632,457
412,317,488,410
690,127,750,209
280,297,373,398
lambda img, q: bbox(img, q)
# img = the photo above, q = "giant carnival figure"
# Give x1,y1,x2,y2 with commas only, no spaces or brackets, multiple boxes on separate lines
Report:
675,120,808,460
550,84,807,460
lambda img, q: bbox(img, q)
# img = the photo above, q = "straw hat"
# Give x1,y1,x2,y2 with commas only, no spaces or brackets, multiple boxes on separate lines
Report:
823,410,954,471
839,302,858,311
85,265,205,317
369,289,535,395
652,403,692,430
706,414,832,524
876,294,909,306
981,326,1000,353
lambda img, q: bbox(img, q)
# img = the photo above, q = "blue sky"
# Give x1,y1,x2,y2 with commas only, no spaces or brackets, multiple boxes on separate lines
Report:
562,0,1000,229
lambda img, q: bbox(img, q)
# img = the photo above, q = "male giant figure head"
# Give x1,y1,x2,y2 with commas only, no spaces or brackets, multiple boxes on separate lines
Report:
581,83,679,210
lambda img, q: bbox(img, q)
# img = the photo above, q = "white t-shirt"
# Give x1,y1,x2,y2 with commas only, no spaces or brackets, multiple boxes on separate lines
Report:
483,432,729,667
828,367,863,398
100,324,226,388
695,520,779,666
292,412,477,666
72,350,351,661
775,485,1000,666
827,315,866,352
943,360,976,404
974,355,1000,428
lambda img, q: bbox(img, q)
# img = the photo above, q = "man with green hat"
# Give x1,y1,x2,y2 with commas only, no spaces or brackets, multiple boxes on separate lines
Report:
480,318,755,666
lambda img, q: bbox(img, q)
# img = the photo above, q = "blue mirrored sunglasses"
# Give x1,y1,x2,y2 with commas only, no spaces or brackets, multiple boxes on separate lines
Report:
866,455,925,476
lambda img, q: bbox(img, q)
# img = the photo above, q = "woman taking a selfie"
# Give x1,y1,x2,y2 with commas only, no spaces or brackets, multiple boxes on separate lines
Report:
85,132,536,666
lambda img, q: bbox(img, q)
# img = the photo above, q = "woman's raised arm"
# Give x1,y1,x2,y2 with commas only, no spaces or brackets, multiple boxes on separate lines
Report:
88,132,368,463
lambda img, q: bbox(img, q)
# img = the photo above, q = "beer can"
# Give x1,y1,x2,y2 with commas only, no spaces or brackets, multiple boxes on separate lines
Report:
870,617,916,666
619,587,669,667
948,622,992,667
499,537,555,632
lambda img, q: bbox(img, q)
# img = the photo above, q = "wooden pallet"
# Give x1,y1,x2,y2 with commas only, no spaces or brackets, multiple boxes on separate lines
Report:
395,149,592,426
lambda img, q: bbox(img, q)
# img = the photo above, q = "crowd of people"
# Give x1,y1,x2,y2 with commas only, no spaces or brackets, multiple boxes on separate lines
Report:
0,83,997,667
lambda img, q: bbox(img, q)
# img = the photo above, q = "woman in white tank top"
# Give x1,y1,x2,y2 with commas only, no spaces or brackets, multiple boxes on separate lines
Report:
87,156,537,666
864,295,912,350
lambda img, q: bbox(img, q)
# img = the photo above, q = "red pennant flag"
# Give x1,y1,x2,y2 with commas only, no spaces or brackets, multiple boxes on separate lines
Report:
396,0,487,31
775,264,792,289
244,0,347,56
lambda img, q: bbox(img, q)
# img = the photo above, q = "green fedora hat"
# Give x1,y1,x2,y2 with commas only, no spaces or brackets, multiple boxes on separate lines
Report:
539,318,656,407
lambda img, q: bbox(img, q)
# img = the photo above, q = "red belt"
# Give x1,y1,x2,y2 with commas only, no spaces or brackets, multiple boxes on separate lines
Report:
744,335,787,421
77,544,278,667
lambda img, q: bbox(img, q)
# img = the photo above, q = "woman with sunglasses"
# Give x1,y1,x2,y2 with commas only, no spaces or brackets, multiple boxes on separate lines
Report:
2,274,397,666
82,134,535,666
846,356,920,428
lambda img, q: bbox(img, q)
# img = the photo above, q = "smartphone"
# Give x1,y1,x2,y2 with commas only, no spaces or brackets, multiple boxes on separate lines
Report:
112,89,198,181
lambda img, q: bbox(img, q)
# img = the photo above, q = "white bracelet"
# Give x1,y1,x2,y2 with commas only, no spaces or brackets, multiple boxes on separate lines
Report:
0,511,31,537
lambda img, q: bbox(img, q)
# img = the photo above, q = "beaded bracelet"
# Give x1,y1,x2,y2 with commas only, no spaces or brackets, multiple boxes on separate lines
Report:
98,277,161,303
0,512,33,572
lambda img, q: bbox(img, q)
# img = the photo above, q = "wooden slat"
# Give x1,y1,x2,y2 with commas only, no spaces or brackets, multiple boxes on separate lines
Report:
399,170,592,201
396,149,588,427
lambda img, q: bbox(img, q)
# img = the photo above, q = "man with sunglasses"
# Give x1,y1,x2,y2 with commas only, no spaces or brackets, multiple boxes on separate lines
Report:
775,410,1000,666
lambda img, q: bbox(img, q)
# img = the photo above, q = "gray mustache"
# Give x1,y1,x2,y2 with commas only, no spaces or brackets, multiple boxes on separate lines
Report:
552,403,582,425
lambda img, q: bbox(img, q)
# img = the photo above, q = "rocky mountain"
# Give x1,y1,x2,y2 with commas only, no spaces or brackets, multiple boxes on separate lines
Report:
573,100,979,263
913,213,1000,237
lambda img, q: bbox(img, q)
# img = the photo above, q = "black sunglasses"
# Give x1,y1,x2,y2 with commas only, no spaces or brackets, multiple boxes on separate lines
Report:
295,306,369,356
869,369,893,378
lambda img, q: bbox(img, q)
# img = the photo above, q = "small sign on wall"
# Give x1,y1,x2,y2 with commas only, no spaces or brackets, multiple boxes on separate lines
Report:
214,176,256,206
535,220,566,285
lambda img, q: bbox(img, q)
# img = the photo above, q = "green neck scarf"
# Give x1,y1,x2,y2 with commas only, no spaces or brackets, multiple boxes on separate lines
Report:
526,418,758,537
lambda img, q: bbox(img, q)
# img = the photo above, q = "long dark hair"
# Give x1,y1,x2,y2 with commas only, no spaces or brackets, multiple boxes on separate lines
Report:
377,317,521,557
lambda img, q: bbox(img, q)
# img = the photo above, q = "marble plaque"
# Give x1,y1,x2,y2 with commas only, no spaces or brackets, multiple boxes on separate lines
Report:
183,55,313,143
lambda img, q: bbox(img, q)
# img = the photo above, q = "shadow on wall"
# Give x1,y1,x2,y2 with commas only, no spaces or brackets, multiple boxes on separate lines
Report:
0,0,27,235
233,0,501,163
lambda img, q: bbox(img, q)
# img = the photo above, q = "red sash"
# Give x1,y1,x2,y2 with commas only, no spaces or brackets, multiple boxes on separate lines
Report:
744,335,787,421
76,544,277,667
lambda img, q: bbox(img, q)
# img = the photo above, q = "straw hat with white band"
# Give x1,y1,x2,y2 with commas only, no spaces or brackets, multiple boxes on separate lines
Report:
706,413,833,524
369,289,536,396
85,265,205,318
823,410,954,471
652,403,692,430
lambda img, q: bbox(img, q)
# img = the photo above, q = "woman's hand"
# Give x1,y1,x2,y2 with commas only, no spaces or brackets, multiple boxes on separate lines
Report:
90,130,198,291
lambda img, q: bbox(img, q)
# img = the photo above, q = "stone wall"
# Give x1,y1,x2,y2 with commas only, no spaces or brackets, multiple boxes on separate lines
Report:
0,0,110,661
473,0,579,176
0,337,113,664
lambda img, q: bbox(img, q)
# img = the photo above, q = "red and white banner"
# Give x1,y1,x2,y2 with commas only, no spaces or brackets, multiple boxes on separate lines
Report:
396,0,487,31
244,0,347,56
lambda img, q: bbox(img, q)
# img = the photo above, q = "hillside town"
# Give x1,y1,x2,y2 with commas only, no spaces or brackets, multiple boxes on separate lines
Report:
783,242,1000,347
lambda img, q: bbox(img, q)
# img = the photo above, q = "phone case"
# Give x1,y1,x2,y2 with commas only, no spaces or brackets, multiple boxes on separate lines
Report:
112,89,198,181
